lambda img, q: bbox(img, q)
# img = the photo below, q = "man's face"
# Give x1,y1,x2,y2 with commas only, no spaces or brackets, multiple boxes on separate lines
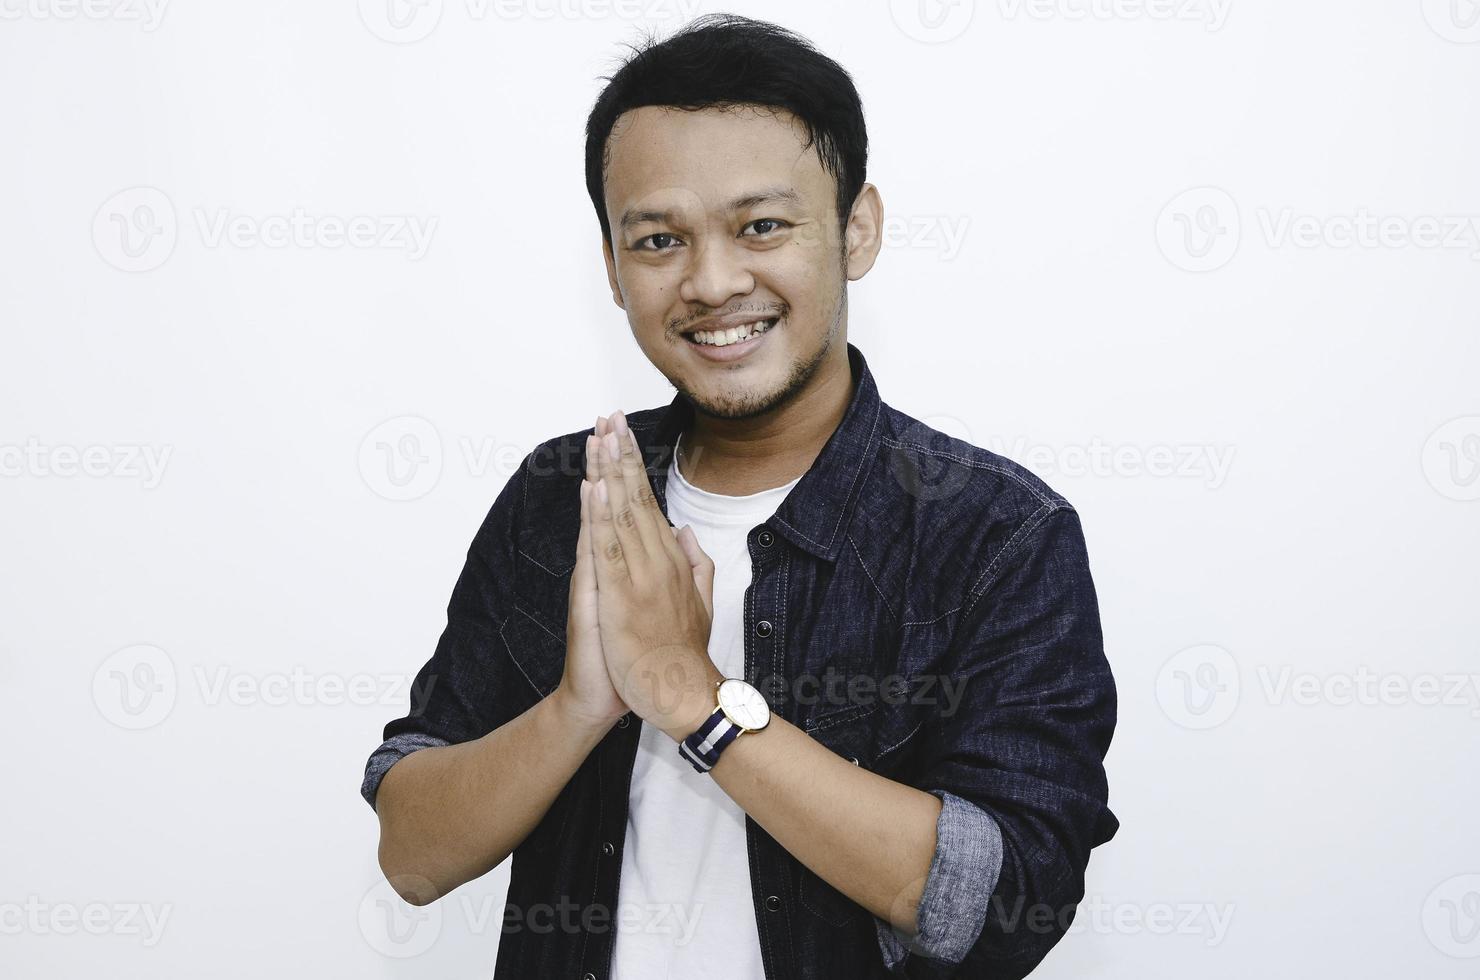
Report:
601,105,874,420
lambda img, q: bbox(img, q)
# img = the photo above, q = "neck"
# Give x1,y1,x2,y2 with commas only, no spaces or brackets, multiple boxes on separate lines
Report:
676,344,853,496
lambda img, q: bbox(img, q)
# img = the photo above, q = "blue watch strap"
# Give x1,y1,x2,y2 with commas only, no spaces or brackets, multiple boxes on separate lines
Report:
679,706,741,773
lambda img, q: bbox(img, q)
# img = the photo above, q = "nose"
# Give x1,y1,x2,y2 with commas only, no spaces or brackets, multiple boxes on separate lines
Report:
678,235,755,309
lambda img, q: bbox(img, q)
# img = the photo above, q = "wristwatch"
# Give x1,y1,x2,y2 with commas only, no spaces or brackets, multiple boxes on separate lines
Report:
678,678,771,773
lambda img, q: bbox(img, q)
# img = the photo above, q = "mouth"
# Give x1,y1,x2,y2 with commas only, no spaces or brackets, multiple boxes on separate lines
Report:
683,317,779,362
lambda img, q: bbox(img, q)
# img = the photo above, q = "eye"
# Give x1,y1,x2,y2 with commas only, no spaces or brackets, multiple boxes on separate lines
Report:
635,232,682,252
743,218,789,237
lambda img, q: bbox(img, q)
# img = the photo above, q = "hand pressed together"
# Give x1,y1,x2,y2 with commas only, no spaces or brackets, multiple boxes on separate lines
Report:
555,410,722,741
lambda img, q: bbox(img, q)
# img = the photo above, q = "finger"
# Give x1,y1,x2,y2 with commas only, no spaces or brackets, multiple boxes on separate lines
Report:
597,429,656,571
584,432,601,484
612,422,681,568
589,474,630,585
676,524,715,621
595,415,610,439
573,478,595,597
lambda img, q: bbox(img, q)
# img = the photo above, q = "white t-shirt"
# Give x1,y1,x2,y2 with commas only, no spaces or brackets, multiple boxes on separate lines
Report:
608,450,801,980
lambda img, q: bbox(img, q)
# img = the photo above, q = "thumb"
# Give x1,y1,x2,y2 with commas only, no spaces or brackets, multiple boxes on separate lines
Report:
674,524,714,620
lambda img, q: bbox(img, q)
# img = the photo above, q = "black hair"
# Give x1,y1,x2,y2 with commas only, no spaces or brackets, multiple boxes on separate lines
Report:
583,13,868,249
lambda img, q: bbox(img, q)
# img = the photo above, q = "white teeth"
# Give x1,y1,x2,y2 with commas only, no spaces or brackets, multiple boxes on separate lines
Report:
691,318,776,347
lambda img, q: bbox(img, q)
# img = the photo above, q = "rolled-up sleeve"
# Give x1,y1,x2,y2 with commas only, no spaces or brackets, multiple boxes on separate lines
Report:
359,454,532,813
874,790,1004,969
876,503,1119,979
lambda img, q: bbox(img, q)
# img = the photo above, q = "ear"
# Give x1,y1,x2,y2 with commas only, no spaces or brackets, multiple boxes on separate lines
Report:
843,182,885,282
602,236,626,310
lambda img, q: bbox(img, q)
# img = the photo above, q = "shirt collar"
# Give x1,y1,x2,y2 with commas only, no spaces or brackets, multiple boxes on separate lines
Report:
639,342,883,563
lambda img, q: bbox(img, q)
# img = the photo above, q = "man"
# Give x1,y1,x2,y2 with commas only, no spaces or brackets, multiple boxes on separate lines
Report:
360,14,1117,980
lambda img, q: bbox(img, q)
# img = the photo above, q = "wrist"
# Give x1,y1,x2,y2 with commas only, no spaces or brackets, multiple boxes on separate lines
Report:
658,660,726,742
548,686,625,740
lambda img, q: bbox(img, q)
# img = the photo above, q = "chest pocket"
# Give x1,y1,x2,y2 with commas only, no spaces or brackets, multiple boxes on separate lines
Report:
499,592,566,703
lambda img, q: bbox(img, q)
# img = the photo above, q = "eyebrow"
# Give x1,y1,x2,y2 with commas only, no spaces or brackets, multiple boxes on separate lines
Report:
618,186,805,232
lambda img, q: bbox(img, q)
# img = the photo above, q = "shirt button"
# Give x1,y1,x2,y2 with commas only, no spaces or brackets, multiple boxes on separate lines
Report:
757,529,775,548
755,620,773,638
849,756,860,766
601,841,614,856
616,714,630,729
765,894,781,912
584,973,597,980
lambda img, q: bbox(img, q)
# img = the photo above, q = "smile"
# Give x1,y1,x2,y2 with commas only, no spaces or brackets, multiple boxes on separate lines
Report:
687,317,778,347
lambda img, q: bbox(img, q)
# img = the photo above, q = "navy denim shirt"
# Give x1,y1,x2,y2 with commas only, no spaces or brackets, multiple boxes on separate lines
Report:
361,343,1118,980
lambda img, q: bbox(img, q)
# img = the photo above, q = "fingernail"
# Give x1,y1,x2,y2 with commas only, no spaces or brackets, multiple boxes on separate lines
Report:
613,411,628,435
604,432,620,461
596,478,608,503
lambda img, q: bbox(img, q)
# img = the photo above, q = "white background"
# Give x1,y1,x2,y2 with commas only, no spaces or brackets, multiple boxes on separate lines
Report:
2,1,1478,977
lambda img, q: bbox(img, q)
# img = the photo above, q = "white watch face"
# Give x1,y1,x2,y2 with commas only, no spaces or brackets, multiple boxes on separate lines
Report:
717,678,770,731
